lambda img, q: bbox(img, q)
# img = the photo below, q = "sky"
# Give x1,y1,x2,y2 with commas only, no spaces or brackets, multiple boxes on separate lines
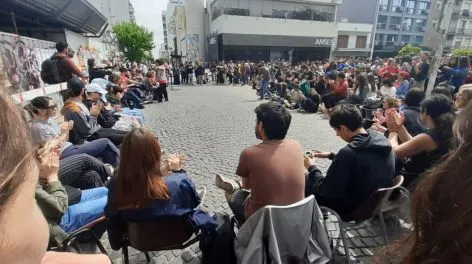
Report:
130,0,169,58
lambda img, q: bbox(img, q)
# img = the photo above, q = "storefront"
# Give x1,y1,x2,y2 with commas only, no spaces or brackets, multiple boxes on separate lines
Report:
212,34,333,62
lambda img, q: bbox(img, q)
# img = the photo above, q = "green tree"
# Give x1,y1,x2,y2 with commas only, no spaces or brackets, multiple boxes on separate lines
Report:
397,44,423,57
452,48,472,56
112,22,154,63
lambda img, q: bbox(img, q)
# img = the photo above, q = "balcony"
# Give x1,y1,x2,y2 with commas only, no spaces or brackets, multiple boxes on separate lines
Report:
405,8,415,14
392,6,403,13
461,9,471,17
418,9,429,16
377,23,387,30
455,27,472,35
389,24,401,31
379,5,389,12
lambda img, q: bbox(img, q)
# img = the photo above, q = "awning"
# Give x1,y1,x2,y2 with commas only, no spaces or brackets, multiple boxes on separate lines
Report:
1,0,107,36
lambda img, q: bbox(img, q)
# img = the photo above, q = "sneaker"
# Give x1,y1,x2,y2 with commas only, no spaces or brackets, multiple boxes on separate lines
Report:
215,174,238,192
104,164,114,177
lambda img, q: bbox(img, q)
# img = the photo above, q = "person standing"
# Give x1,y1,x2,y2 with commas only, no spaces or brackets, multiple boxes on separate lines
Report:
156,60,169,102
412,54,430,91
186,62,195,86
52,42,87,82
259,64,271,100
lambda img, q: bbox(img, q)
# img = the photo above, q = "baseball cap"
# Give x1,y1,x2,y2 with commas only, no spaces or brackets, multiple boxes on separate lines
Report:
67,78,85,96
86,83,108,103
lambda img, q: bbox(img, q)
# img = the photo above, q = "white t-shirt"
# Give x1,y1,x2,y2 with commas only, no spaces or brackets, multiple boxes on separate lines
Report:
380,86,397,98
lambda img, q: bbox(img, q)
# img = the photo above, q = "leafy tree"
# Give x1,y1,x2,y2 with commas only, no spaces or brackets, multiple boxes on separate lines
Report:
112,22,154,63
398,44,423,57
452,48,472,56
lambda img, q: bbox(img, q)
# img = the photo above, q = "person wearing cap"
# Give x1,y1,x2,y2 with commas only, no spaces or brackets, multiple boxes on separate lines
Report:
83,83,118,129
53,42,87,82
61,78,127,146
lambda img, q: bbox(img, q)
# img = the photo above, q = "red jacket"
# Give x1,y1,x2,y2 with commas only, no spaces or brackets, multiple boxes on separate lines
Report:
332,80,348,97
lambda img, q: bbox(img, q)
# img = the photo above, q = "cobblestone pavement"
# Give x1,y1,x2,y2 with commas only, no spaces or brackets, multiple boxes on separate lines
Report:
103,84,410,264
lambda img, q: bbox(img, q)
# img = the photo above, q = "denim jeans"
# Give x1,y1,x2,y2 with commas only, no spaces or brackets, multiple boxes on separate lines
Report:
61,138,120,167
60,187,108,233
260,80,269,99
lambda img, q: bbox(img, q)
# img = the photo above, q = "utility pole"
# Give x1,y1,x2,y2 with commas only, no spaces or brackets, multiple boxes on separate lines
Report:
425,0,451,96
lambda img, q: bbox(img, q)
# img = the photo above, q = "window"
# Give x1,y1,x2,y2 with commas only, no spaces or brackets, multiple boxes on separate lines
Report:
418,1,430,15
378,15,388,23
454,38,463,48
337,35,349,48
225,8,249,16
391,0,401,7
272,9,286,19
391,0,403,12
416,36,424,43
406,0,416,14
356,36,367,48
403,18,413,31
292,10,312,20
391,17,401,25
401,35,410,42
464,38,471,47
379,0,389,11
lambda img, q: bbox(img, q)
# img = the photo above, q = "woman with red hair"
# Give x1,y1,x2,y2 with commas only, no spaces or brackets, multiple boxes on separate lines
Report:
104,128,215,250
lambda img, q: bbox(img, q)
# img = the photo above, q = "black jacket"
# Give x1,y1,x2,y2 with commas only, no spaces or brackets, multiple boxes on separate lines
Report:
307,131,395,220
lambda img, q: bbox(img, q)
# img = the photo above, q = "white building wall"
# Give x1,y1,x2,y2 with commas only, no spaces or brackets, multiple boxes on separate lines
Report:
210,15,337,38
183,0,206,62
165,0,184,52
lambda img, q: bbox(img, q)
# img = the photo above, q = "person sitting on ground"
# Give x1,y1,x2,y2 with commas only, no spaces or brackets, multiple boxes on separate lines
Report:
61,78,127,146
215,102,305,223
379,78,397,98
454,85,472,113
0,90,110,264
304,104,395,220
399,88,427,136
396,71,410,99
29,96,120,167
83,83,118,129
386,95,454,189
35,140,108,247
347,74,371,104
321,72,348,110
377,100,472,264
105,128,215,250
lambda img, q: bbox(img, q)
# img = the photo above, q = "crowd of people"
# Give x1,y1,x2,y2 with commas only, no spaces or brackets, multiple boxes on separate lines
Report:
2,40,472,264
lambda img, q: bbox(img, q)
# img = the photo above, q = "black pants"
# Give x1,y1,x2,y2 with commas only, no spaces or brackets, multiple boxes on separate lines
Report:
156,83,169,102
89,128,127,147
322,94,346,109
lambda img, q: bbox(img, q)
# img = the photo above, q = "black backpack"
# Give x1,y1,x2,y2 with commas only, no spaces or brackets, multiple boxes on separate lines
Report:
41,57,63,84
199,213,236,264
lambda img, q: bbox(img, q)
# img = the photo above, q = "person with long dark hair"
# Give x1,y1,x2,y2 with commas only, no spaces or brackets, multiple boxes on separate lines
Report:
104,128,214,250
378,100,472,264
386,95,455,189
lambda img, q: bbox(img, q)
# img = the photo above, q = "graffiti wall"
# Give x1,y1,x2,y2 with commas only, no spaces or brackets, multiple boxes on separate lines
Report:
187,34,200,63
0,32,56,94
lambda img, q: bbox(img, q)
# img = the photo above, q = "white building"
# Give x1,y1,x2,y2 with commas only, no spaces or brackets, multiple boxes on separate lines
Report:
207,0,341,62
332,22,374,58
164,0,184,56
173,0,206,62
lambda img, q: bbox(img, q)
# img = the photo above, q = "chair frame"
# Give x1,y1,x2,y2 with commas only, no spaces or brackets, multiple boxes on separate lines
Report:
50,216,114,263
121,187,206,264
321,176,409,264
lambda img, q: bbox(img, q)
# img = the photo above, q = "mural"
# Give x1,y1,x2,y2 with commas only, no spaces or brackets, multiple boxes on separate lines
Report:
0,33,56,94
187,34,200,63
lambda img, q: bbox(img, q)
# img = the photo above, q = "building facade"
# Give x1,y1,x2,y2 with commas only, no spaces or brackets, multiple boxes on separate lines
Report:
208,0,341,62
333,22,374,58
442,0,472,51
374,0,432,56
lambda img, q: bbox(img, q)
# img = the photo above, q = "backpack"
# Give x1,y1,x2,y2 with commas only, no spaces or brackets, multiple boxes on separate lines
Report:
199,213,236,264
41,57,63,84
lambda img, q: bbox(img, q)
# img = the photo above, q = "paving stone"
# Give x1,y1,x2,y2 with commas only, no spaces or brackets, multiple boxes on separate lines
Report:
102,84,409,264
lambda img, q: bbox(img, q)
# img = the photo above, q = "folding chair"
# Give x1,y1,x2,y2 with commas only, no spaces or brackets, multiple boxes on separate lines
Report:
321,175,409,264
